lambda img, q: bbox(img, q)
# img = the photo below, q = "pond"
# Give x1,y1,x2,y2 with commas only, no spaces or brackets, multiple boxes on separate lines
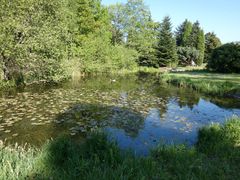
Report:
0,73,240,155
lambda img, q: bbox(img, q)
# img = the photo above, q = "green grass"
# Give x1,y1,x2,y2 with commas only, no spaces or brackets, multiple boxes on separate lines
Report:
160,70,240,95
1,117,240,179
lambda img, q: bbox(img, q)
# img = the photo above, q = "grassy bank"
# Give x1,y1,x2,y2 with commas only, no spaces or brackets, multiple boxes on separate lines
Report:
159,70,240,96
1,117,240,179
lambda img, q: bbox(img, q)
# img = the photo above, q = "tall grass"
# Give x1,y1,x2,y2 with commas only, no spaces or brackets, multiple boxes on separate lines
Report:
0,117,240,179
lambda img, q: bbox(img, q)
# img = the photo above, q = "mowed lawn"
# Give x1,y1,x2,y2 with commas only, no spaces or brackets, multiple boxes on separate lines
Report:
168,71,240,84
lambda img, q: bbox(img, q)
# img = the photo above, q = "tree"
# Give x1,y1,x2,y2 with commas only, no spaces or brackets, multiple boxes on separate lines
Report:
188,21,205,65
0,0,69,83
196,29,205,65
204,32,221,62
208,43,240,73
108,0,159,67
156,16,178,67
175,19,192,47
108,3,126,45
68,0,111,50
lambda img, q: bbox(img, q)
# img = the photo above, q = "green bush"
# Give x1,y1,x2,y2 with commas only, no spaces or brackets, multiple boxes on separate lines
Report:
208,43,240,73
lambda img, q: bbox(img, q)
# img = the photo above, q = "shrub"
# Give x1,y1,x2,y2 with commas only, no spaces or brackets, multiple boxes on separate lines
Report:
208,43,240,73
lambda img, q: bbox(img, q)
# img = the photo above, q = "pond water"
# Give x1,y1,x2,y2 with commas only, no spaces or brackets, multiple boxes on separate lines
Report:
0,73,240,155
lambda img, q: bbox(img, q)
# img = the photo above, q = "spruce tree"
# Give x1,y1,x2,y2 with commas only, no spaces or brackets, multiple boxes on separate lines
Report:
196,29,205,65
156,16,178,67
189,21,200,48
189,21,205,65
175,19,192,47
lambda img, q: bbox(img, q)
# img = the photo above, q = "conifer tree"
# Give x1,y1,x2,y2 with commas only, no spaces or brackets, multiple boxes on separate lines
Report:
196,29,205,65
175,19,192,47
188,21,205,65
156,16,178,67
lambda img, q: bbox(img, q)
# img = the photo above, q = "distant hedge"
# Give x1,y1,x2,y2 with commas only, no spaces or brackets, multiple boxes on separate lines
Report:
208,43,240,73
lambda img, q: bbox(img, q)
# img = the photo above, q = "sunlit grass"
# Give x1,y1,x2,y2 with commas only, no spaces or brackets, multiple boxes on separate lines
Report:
160,70,240,95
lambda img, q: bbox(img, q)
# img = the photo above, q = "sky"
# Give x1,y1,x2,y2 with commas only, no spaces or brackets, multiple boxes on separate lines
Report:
102,0,240,43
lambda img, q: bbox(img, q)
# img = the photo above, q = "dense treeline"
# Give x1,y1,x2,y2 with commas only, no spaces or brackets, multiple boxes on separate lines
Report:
0,0,228,86
0,0,139,85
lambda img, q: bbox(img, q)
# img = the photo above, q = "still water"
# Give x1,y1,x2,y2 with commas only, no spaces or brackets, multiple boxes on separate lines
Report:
0,73,240,155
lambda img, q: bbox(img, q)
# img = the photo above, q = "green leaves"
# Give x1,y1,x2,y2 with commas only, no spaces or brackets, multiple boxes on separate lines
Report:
108,0,158,67
0,0,69,83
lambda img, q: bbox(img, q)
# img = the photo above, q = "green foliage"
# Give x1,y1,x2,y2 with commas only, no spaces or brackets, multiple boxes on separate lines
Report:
175,19,193,47
108,3,127,45
196,30,205,66
187,21,205,66
156,16,178,67
0,0,140,84
0,0,69,83
80,33,138,73
108,0,159,67
208,43,240,73
177,47,200,66
68,0,110,49
0,0,224,86
204,32,222,62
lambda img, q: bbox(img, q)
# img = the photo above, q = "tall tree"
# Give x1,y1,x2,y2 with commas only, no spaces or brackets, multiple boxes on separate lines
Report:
196,29,205,65
156,16,178,67
108,0,159,67
175,19,192,47
68,0,111,48
125,0,159,66
189,21,205,65
108,3,126,45
204,32,221,62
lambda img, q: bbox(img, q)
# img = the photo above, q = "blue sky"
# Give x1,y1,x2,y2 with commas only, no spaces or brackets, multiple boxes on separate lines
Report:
102,0,240,43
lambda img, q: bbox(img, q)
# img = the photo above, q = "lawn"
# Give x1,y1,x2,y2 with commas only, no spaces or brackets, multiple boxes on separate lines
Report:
159,68,240,96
